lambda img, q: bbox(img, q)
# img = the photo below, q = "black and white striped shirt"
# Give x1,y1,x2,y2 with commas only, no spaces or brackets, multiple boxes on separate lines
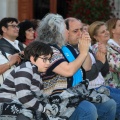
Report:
0,61,45,112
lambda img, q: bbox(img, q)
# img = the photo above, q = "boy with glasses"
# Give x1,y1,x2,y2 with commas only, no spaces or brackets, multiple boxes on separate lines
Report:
0,41,56,120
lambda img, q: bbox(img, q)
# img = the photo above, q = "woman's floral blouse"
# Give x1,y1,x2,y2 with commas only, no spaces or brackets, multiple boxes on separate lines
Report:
92,41,120,88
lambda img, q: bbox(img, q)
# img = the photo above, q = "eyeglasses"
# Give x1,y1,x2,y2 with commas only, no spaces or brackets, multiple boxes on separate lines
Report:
38,57,51,63
7,24,20,29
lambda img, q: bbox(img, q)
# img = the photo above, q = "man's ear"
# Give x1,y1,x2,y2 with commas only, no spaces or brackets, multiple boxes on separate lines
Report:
2,26,7,33
30,56,35,64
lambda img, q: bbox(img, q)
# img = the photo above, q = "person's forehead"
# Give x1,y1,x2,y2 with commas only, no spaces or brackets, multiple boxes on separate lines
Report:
8,21,18,24
69,20,82,29
97,25,107,33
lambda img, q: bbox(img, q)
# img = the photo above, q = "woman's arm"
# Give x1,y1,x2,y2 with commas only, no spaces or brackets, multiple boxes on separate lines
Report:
53,32,91,77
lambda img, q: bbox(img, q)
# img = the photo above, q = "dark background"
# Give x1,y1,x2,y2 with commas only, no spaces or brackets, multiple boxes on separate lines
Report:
33,0,68,19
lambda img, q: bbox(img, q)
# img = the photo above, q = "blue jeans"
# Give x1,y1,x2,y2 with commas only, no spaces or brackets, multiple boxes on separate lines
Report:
94,99,116,120
69,100,97,120
69,99,116,120
105,86,120,120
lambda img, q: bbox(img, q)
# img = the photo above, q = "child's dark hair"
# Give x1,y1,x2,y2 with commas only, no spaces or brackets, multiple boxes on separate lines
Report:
24,41,53,61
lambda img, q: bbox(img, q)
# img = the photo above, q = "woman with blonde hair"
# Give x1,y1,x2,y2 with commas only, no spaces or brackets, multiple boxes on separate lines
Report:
88,20,120,119
106,18,120,88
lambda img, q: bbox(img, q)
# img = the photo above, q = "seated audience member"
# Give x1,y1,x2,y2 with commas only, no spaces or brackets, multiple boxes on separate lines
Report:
0,52,20,84
30,19,40,38
36,14,116,120
82,23,89,32
88,21,120,119
0,34,2,39
91,20,120,88
0,17,24,85
64,17,119,120
105,18,120,88
17,20,35,47
0,41,54,120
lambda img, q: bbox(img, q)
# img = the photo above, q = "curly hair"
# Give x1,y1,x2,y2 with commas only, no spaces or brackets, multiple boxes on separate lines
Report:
36,13,66,47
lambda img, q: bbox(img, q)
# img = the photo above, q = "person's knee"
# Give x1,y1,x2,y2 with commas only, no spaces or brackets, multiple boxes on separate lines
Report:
106,99,116,111
77,100,98,117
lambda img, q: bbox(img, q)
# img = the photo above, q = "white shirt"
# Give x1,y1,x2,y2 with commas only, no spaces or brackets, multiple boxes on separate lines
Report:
3,37,21,57
88,53,105,89
0,51,15,84
0,38,22,84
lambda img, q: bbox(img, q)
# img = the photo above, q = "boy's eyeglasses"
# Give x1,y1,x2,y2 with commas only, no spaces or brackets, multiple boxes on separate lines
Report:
39,57,51,63
7,24,20,29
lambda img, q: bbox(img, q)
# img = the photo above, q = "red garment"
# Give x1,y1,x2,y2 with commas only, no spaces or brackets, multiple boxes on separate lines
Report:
23,39,34,46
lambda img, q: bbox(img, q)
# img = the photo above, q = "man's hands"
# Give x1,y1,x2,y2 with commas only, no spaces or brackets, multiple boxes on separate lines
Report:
78,31,91,56
8,53,21,66
8,51,24,66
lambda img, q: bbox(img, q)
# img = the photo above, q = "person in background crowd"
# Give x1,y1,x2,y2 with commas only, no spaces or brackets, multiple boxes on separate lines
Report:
105,18,120,88
0,17,24,85
30,19,40,38
0,34,2,39
36,13,116,120
88,21,120,119
82,23,89,32
17,20,35,47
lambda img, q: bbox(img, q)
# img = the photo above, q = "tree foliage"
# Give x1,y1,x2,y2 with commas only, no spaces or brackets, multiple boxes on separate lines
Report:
66,0,115,24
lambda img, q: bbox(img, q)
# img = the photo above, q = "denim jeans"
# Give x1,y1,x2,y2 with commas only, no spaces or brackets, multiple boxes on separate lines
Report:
105,86,120,120
94,99,116,120
69,99,116,120
69,100,98,120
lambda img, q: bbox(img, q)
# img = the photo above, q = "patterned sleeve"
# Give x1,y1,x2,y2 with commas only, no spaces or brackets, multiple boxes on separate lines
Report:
91,43,98,54
47,46,66,72
107,43,120,72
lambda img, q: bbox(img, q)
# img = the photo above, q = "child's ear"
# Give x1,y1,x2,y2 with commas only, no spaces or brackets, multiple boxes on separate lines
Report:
30,56,35,64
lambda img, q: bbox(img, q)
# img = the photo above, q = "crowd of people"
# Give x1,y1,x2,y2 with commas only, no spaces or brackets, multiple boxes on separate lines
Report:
0,13,120,120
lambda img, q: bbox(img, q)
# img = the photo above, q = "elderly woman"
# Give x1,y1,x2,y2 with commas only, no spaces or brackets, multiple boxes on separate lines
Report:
88,21,120,119
105,18,120,88
36,13,116,120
